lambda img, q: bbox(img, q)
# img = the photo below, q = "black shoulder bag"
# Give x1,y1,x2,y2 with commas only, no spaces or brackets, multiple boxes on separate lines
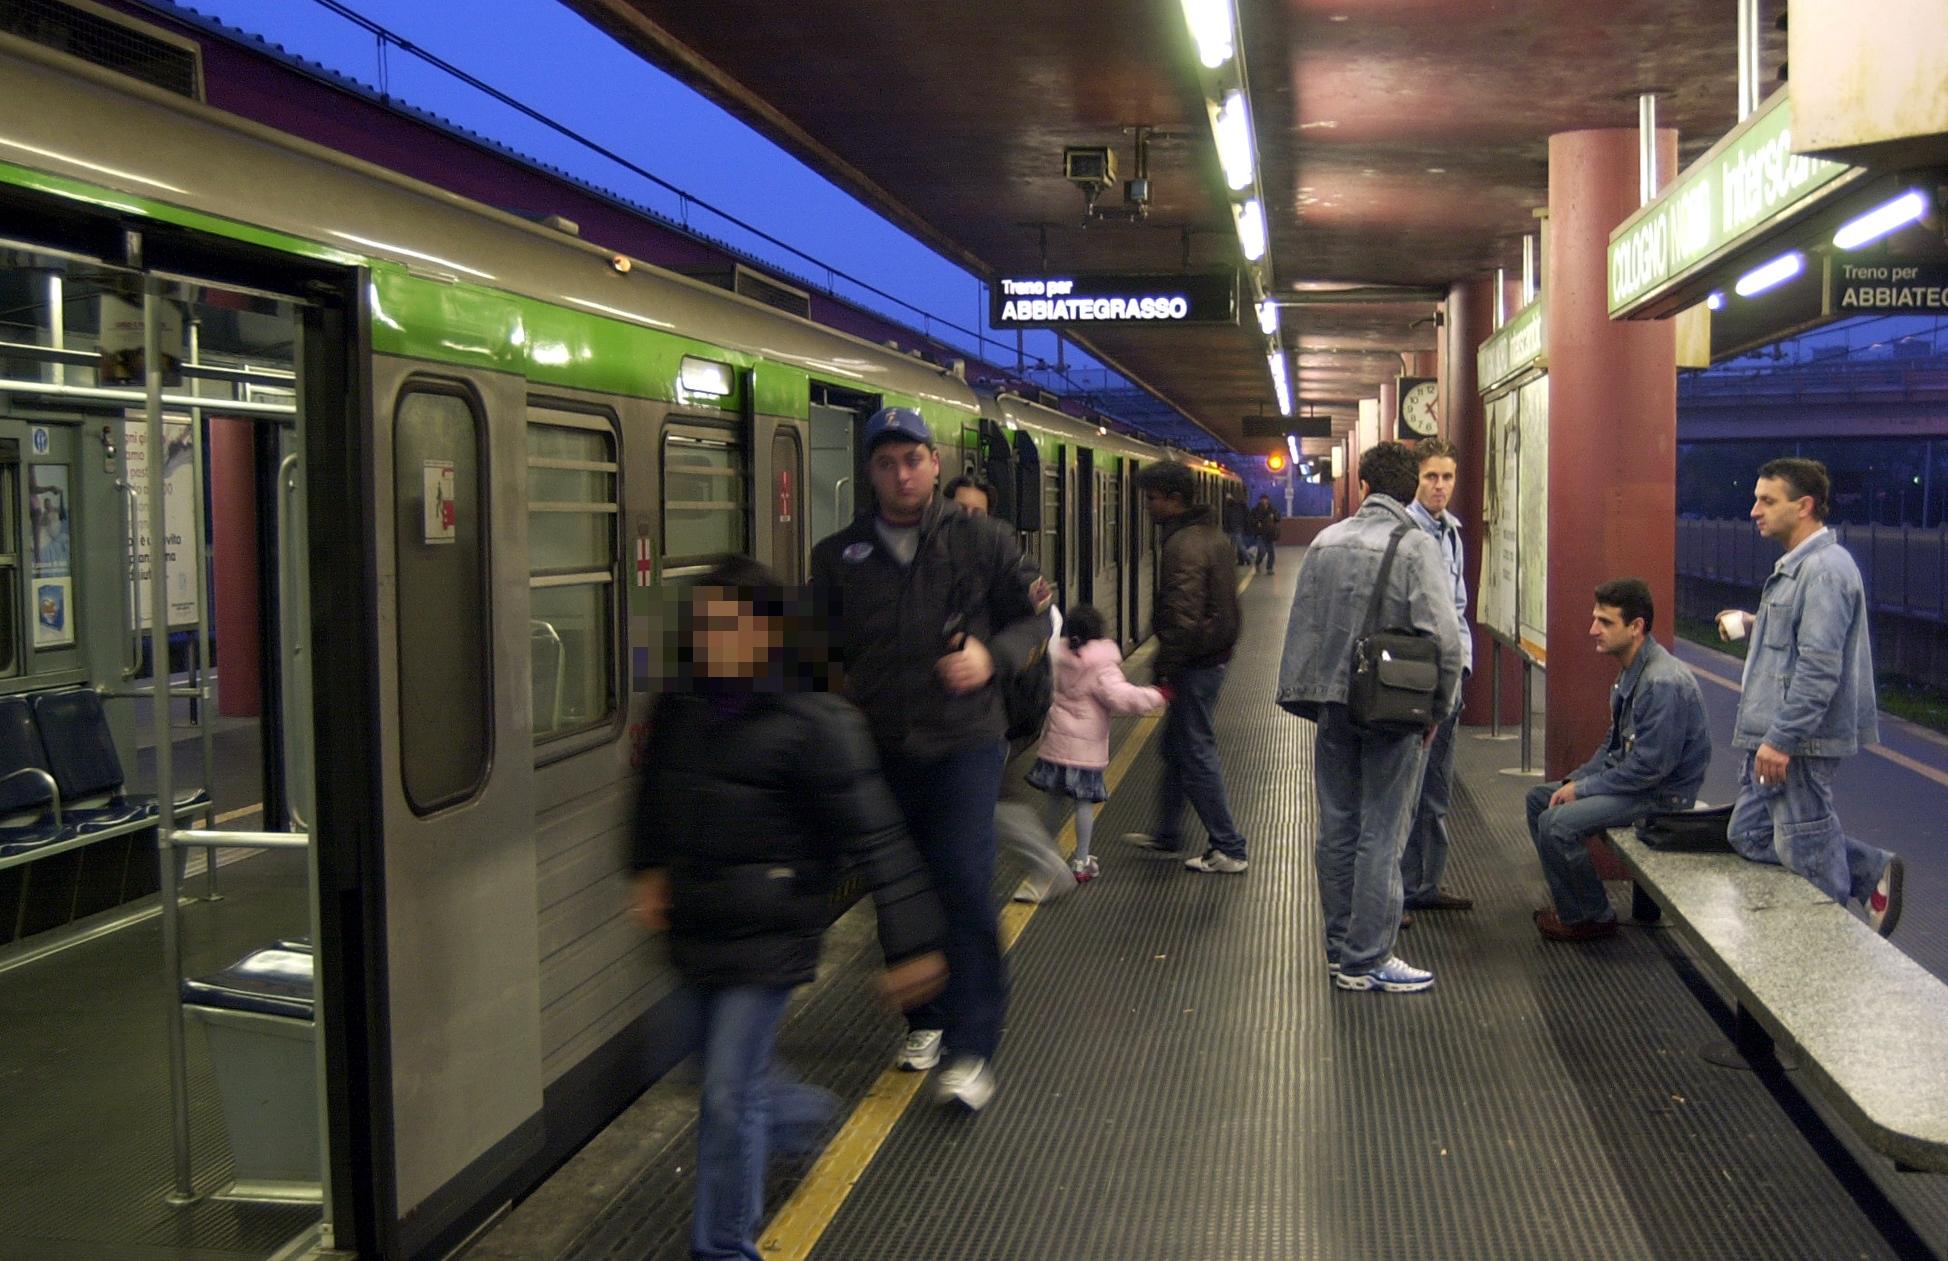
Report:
1347,522,1442,733
1634,804,1733,853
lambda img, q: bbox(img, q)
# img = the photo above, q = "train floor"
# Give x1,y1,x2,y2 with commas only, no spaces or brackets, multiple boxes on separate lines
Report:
463,556,1948,1261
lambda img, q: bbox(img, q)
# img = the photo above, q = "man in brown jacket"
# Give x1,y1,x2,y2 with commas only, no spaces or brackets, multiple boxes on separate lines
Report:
1126,461,1249,873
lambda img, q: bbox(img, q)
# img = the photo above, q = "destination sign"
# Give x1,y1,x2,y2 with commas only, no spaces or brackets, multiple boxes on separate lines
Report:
1835,260,1948,312
1242,416,1331,439
991,271,1238,327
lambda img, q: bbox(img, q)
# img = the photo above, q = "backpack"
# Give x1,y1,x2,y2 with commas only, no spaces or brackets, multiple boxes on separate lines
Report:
1003,640,1054,741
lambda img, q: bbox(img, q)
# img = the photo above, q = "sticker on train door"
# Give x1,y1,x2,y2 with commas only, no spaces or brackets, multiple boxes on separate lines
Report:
423,460,456,543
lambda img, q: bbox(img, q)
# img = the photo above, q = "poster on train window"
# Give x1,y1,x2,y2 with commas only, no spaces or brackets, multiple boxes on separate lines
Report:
29,464,74,648
423,460,457,544
122,411,202,629
1514,376,1549,662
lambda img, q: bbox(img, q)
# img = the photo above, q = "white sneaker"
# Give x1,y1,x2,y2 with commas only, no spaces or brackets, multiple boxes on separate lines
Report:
1011,878,1050,904
934,1056,996,1111
1069,855,1101,882
1333,956,1434,993
898,1028,943,1071
1185,849,1248,874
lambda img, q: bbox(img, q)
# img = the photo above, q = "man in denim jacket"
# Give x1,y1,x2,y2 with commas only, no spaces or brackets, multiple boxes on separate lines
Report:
1527,579,1712,941
1720,458,1904,936
1277,442,1466,993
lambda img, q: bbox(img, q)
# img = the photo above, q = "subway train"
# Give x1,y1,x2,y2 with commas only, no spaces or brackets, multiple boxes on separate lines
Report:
0,31,1237,1261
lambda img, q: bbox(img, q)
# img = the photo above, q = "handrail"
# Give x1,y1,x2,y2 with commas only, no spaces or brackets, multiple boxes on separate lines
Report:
0,377,297,416
276,453,310,833
167,829,309,850
114,480,141,680
0,766,62,831
834,476,851,524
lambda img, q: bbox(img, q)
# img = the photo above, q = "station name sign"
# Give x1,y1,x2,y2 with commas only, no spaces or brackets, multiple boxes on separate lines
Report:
1609,90,1854,318
991,271,1238,328
1476,298,1546,395
1242,417,1331,439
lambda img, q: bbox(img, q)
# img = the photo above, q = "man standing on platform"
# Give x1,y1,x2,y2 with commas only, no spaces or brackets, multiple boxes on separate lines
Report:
1718,458,1904,936
811,406,1053,1111
1526,579,1712,941
1400,438,1474,917
1126,461,1249,874
1277,442,1465,992
1248,494,1282,574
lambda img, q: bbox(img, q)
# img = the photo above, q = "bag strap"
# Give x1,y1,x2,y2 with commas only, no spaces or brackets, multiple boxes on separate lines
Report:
1360,521,1416,639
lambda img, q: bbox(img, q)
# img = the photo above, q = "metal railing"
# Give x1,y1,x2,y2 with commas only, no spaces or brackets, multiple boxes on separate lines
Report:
1678,518,1948,624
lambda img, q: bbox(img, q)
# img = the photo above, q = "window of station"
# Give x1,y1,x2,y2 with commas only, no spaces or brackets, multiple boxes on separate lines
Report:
527,405,619,745
661,424,746,575
393,383,489,814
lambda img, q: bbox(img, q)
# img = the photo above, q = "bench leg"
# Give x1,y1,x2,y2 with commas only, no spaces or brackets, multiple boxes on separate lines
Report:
1630,882,1661,924
1701,1002,1798,1073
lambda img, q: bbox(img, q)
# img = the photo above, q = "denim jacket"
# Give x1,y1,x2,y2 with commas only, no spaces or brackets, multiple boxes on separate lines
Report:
1568,638,1712,804
1276,495,1466,723
1733,528,1878,757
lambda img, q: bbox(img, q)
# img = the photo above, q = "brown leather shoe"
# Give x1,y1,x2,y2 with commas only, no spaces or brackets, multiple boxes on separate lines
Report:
1399,910,1415,929
1410,890,1474,911
1534,908,1618,942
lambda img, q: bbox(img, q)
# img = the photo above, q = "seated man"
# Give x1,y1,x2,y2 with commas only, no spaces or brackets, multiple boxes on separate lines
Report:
1527,579,1712,941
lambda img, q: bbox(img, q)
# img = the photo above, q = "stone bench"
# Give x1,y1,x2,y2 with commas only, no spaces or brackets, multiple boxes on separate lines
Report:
1606,826,1948,1174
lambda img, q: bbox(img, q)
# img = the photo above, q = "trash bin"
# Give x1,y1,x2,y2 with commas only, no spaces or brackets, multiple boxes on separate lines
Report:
181,943,320,1203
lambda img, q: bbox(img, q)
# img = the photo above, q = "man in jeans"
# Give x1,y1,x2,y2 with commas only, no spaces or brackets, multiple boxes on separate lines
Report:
1277,442,1465,992
1719,457,1904,936
1526,579,1712,941
1125,461,1248,873
1400,438,1475,917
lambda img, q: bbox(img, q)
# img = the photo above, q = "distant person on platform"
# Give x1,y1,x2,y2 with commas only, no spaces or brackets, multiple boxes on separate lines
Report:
1125,460,1248,874
1716,458,1904,936
810,407,1053,1111
1248,494,1282,574
1276,442,1465,993
1400,438,1475,918
944,473,996,519
1223,491,1251,566
1526,579,1712,941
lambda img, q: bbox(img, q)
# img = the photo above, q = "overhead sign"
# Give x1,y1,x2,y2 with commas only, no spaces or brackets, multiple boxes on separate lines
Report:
1609,90,1857,318
991,271,1238,327
1834,259,1948,312
1242,417,1331,439
1477,298,1546,396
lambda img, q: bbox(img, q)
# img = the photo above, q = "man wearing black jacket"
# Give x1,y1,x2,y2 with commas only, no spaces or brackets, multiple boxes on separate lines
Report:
1128,461,1249,873
811,407,1052,1111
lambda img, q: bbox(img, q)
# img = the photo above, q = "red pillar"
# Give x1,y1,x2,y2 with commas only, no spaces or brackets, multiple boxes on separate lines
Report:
1544,128,1678,778
210,418,261,717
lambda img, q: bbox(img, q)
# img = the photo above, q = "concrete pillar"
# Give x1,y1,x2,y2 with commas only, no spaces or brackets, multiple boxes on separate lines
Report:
1379,378,1400,445
1544,128,1678,779
1445,278,1522,727
210,418,260,717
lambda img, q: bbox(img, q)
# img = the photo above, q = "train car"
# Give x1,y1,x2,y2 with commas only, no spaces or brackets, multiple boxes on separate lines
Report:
0,27,1236,1261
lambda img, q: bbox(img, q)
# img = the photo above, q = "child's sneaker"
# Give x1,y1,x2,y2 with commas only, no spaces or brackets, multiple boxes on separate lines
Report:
1011,877,1050,904
1070,855,1101,882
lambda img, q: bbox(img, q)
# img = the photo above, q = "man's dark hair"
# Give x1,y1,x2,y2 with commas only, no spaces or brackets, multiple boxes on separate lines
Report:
1593,577,1654,636
1358,441,1420,504
1136,460,1197,503
1758,457,1831,521
943,473,995,511
1414,437,1458,465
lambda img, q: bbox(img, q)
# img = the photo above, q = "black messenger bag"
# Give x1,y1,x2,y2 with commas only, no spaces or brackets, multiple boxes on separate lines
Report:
1635,804,1734,853
1346,522,1442,733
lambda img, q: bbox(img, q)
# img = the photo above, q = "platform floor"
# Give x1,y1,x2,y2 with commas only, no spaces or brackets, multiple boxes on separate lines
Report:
464,557,1948,1261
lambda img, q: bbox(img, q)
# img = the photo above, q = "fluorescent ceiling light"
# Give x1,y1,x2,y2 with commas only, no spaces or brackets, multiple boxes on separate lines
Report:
1235,198,1267,262
1286,433,1300,465
1256,297,1279,336
1832,189,1929,250
1214,91,1254,191
1268,349,1292,416
1180,0,1234,68
1706,290,1725,311
1733,251,1804,297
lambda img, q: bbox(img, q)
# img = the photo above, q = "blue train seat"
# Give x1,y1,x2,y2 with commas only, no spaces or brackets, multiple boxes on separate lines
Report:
181,944,316,1021
0,696,63,857
32,688,208,832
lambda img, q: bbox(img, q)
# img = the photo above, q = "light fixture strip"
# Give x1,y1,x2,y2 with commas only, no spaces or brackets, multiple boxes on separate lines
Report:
1833,189,1929,250
1733,251,1804,297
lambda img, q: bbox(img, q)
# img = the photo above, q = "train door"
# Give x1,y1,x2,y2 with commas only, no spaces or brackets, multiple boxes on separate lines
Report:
1075,446,1097,610
1060,445,1080,608
1038,438,1061,603
1132,460,1157,642
1099,457,1123,646
766,425,807,582
808,401,857,548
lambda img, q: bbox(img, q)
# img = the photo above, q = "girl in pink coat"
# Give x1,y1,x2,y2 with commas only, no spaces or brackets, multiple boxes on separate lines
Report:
1025,605,1168,883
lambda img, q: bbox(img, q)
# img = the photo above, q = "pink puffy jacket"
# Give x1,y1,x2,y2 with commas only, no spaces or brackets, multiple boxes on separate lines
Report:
1036,637,1166,770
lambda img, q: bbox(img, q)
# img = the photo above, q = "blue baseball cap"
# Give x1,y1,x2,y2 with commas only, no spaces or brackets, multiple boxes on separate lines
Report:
862,406,933,452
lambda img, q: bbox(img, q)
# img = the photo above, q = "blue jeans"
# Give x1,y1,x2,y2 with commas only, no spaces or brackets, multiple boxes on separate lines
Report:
1401,711,1459,904
1153,663,1247,860
681,984,837,1261
883,740,1008,1060
1312,703,1425,974
1728,751,1890,905
1526,782,1663,924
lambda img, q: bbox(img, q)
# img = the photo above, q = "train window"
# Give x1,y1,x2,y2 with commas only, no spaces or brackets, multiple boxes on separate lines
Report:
0,445,17,678
527,406,619,745
393,384,490,814
662,426,746,568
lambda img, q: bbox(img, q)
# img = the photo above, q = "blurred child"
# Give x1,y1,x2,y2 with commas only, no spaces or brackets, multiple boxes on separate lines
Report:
1021,604,1167,889
631,556,946,1261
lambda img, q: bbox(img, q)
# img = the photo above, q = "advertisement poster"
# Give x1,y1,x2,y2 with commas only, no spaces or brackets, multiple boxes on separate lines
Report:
122,411,201,629
1515,376,1550,662
1477,394,1520,645
423,460,457,543
29,463,74,648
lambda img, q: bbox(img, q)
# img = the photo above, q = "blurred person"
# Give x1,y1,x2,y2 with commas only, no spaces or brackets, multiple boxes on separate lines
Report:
1526,579,1711,940
631,555,947,1261
1012,604,1168,899
1717,458,1904,936
944,473,995,518
1276,442,1465,992
1248,494,1282,574
1222,490,1251,565
811,407,1052,1110
1125,461,1248,873
1401,438,1475,915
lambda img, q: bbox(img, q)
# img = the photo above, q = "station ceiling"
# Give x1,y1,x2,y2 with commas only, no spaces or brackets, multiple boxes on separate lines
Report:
568,0,1784,456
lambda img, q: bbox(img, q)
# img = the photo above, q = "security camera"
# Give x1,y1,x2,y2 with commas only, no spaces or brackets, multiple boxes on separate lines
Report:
1064,146,1117,203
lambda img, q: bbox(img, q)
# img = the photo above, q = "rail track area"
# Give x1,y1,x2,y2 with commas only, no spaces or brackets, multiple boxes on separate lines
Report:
464,558,1948,1261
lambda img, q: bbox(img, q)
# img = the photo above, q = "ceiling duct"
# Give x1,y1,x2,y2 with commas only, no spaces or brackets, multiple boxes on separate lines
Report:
679,262,813,320
0,0,203,100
